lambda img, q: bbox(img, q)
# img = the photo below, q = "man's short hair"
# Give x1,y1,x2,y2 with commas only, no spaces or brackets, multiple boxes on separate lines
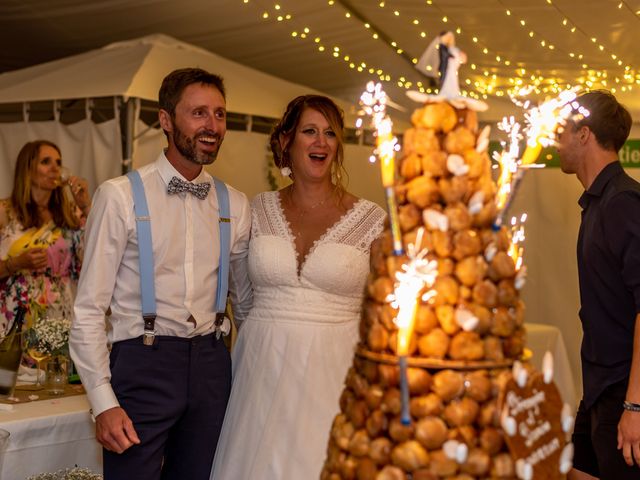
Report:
158,68,226,117
575,90,632,152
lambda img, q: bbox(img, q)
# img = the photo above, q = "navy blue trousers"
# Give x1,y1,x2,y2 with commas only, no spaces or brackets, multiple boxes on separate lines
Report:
103,333,231,480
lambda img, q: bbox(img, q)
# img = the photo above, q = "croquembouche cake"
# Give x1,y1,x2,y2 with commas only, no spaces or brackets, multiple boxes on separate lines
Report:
321,96,574,480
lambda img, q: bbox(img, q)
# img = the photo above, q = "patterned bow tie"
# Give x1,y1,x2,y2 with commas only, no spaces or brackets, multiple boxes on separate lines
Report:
167,176,211,200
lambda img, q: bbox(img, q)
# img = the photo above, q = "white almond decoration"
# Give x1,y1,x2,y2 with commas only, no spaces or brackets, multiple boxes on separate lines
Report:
559,443,574,474
484,242,498,262
542,351,554,384
561,403,575,433
455,307,479,332
516,458,533,480
501,407,517,437
423,209,449,232
468,190,484,215
515,265,528,290
442,440,468,464
446,154,469,176
476,125,491,153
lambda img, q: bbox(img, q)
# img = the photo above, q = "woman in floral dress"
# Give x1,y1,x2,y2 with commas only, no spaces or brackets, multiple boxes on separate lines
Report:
0,140,90,336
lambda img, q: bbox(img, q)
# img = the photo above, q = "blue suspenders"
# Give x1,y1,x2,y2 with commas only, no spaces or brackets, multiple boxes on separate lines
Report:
126,171,231,345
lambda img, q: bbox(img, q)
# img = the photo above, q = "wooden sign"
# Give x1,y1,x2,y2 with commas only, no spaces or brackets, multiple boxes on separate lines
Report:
497,371,569,479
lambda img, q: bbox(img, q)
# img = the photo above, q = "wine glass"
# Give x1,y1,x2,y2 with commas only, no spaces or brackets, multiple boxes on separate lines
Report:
22,330,49,390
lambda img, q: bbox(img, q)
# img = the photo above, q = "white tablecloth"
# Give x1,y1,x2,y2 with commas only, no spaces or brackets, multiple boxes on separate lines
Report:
0,394,101,479
525,322,578,409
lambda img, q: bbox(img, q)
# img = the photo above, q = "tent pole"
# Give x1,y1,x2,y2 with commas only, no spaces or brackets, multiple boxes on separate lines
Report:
122,97,138,174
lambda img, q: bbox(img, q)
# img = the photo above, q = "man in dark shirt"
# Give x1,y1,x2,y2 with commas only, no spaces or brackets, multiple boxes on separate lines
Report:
557,90,640,479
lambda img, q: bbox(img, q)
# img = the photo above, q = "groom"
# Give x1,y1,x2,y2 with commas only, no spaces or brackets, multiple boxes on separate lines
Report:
70,68,252,479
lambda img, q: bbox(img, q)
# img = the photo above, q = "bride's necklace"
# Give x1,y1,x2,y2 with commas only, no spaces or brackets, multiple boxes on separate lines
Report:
288,188,334,220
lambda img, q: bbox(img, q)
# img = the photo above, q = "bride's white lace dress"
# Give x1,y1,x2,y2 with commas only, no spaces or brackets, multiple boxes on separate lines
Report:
211,190,385,480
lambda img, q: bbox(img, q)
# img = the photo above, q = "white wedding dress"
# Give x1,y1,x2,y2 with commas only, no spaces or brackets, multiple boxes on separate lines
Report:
211,190,385,480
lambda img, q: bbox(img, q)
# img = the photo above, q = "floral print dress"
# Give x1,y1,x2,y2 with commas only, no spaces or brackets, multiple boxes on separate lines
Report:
0,200,83,337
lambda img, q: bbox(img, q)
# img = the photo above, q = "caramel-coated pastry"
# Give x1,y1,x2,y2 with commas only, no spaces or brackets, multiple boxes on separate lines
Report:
370,437,393,466
479,427,504,456
460,448,491,476
469,303,492,334
378,364,400,387
497,278,518,306
362,301,379,329
433,275,460,306
438,257,455,276
379,303,399,331
449,424,477,446
386,254,409,279
356,457,378,480
490,306,516,337
415,416,449,450
358,357,379,384
490,453,515,478
412,469,439,480
339,455,358,480
404,127,440,154
400,152,423,179
490,251,517,279
439,176,470,205
390,440,430,472
502,327,525,358
346,399,369,429
421,150,448,177
459,285,472,300
410,393,444,418
463,149,490,179
428,449,459,477
407,175,440,209
388,330,418,356
514,299,525,326
452,229,483,260
483,336,504,361
378,230,394,257
464,370,492,403
444,127,476,155
431,369,465,402
398,203,422,232
447,475,474,480
478,399,500,428
417,327,450,359
348,429,371,457
368,276,394,303
376,465,406,480
436,304,460,335
381,388,402,415
340,389,355,414
346,368,369,398
366,408,388,437
443,396,480,427
473,173,497,201
364,384,384,411
411,102,458,133
472,279,498,308
389,416,416,442
369,239,388,277
331,414,355,451
403,228,433,253
367,322,389,352
414,304,439,334
322,447,344,477
460,108,479,133
444,203,472,231
407,367,432,395
471,201,496,229
432,230,453,257
454,255,488,287
449,331,485,361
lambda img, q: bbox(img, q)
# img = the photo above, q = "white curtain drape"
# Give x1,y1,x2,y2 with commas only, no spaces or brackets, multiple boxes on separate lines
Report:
0,118,122,198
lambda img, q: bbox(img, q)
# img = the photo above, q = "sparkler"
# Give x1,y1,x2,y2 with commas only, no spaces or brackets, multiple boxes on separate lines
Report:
385,229,438,424
360,82,403,255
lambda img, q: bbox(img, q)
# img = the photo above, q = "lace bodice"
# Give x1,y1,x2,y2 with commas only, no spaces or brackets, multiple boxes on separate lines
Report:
247,191,385,324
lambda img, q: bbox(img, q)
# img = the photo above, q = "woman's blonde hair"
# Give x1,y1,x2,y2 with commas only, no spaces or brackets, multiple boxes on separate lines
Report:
11,140,79,230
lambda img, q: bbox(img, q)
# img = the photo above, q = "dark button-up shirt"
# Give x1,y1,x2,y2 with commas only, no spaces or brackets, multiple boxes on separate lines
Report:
577,161,640,409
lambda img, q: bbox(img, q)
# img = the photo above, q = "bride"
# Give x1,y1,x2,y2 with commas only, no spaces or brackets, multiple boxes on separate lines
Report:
210,95,385,479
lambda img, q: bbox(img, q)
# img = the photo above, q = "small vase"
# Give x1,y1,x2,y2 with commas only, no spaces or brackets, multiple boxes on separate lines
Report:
45,355,68,395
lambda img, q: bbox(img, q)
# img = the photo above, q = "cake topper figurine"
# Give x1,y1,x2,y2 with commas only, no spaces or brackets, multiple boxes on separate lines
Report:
409,31,488,111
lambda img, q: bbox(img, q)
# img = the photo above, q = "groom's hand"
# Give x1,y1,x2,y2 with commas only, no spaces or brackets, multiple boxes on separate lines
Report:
96,406,141,453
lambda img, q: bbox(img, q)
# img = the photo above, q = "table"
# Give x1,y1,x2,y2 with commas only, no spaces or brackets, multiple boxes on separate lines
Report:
0,394,101,479
525,322,578,409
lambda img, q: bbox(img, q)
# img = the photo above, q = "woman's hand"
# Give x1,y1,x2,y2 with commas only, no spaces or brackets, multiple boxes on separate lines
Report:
68,176,90,213
14,248,48,272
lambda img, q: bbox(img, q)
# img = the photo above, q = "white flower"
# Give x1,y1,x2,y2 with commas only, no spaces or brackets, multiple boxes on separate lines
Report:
280,167,292,177
26,316,71,356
